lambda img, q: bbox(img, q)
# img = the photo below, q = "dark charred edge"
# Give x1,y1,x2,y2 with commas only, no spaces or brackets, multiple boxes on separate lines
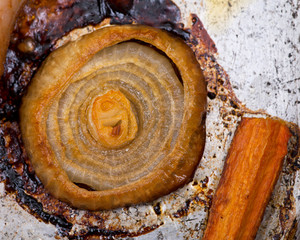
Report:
0,160,73,236
69,224,161,239
0,121,73,236
158,23,190,41
69,228,130,240
110,0,189,40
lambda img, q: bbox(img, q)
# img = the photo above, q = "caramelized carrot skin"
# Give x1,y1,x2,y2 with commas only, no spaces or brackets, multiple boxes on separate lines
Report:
203,118,291,240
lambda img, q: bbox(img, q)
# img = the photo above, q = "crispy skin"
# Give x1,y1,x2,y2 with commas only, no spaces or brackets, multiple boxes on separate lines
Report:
203,118,291,240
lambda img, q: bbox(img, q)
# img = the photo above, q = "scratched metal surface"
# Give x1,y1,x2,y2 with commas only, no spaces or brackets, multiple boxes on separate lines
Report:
0,0,299,239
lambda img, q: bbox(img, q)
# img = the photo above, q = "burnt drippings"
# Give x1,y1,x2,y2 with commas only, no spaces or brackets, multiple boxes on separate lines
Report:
0,0,299,239
1,0,103,119
69,228,130,239
153,202,162,215
287,124,300,170
110,0,190,39
173,199,191,218
189,14,217,54
68,224,162,239
0,0,187,120
200,176,209,188
107,0,133,13
0,121,72,236
172,193,213,218
0,0,189,238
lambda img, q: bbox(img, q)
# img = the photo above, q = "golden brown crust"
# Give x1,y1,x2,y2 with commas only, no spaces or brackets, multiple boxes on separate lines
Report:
20,25,206,210
203,118,291,240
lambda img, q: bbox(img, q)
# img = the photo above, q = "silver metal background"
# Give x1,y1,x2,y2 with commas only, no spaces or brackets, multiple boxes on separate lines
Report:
0,0,299,239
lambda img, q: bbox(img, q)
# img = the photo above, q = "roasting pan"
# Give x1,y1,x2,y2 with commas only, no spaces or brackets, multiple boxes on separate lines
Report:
0,0,299,239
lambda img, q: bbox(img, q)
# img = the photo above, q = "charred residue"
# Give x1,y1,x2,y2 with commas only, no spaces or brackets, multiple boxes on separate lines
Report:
69,227,130,239
0,121,73,236
173,199,192,218
173,192,213,218
1,0,188,120
1,0,299,239
0,0,245,233
0,0,193,238
286,123,300,170
153,202,161,215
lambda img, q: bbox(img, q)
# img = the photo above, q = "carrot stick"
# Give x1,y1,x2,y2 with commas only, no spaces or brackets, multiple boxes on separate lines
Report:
203,118,291,240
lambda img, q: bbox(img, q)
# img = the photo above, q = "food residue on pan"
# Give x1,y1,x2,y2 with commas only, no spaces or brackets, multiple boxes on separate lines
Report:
0,0,299,239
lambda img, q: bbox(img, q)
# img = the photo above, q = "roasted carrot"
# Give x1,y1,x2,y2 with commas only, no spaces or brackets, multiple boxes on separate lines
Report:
203,118,291,240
